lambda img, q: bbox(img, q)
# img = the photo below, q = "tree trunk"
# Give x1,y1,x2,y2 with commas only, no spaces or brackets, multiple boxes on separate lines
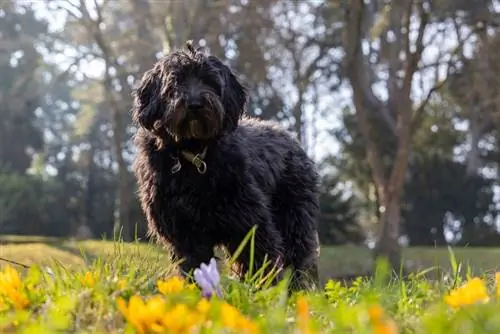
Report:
373,193,402,272
466,105,482,176
81,138,96,239
103,61,132,242
343,0,425,273
112,108,132,242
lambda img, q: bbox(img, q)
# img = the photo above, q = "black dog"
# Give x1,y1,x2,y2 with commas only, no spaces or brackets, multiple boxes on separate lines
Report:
131,41,320,290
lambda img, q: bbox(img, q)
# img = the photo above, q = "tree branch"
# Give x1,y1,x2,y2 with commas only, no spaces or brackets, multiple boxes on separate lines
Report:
344,0,388,201
411,22,484,131
402,1,429,94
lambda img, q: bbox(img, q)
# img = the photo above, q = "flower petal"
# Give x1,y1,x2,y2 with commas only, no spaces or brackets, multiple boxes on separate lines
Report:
194,268,212,292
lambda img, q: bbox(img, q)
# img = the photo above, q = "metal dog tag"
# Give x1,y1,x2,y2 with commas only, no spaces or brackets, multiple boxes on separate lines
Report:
192,154,207,174
171,157,182,174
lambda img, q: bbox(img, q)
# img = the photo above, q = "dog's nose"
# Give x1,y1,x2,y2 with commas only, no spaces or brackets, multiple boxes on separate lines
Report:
187,98,203,110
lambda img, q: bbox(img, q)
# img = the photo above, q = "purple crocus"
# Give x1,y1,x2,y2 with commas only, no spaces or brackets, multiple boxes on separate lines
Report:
193,257,222,299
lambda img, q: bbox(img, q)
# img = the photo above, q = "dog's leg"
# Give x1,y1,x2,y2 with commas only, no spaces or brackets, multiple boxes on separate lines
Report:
171,240,215,279
134,156,216,280
221,186,286,286
288,232,320,292
231,223,285,285
287,214,321,293
136,185,215,279
272,154,321,293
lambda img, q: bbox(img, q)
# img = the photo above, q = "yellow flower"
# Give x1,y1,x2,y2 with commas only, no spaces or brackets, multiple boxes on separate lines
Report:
157,276,186,295
4,289,29,310
237,316,259,334
117,279,127,290
495,272,500,299
161,303,202,333
296,295,315,334
118,294,205,334
372,320,398,334
81,271,98,288
444,277,490,308
117,293,257,334
0,266,23,291
197,298,211,315
296,295,309,320
0,266,30,310
0,298,8,312
116,295,167,334
367,304,384,322
368,304,398,334
117,296,145,334
220,302,259,334
220,302,241,328
142,296,167,325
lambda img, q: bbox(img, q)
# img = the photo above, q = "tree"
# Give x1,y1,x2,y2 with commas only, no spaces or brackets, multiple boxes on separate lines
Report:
0,171,22,232
333,87,498,247
0,171,74,236
448,25,500,176
0,0,46,173
262,1,343,154
317,173,364,245
403,154,496,245
48,0,162,241
340,0,485,269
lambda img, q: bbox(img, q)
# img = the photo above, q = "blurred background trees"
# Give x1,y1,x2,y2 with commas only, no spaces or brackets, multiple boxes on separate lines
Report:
1,0,499,269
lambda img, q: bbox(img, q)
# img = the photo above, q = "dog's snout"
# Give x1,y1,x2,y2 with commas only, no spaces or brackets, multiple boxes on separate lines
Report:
186,97,203,110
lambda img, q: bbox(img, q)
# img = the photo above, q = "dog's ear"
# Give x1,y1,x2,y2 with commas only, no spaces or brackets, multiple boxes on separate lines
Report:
223,65,248,130
131,68,165,131
208,56,248,131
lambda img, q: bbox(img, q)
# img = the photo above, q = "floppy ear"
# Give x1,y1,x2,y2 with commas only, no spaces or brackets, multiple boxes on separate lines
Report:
208,56,248,131
131,68,165,131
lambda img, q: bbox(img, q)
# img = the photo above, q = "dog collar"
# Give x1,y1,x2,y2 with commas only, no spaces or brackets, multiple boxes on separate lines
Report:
171,147,208,175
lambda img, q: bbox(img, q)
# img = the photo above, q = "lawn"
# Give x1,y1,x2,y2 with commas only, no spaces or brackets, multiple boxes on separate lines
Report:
2,236,500,333
4,236,500,280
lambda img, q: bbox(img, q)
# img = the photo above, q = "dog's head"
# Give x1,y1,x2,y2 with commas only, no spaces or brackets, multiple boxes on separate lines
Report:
131,41,248,142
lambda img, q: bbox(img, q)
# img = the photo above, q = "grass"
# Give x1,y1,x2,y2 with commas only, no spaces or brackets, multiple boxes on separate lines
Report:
2,236,500,333
4,235,500,280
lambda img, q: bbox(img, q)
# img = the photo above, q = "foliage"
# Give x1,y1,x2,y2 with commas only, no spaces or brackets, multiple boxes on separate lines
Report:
0,1,46,173
2,240,500,333
317,173,364,245
402,154,497,246
334,102,499,246
0,173,72,236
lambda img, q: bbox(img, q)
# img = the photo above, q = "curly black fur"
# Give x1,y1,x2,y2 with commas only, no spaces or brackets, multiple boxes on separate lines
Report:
131,41,320,291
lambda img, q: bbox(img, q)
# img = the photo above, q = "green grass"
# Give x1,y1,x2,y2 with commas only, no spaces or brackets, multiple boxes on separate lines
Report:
4,236,500,280
2,236,500,333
